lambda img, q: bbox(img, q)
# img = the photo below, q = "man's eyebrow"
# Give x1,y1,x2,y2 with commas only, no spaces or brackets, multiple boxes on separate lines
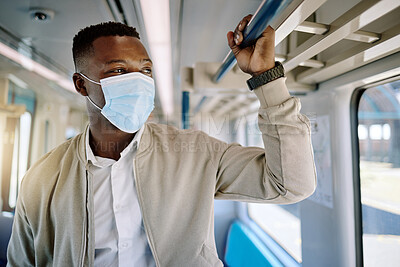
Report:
105,59,128,65
141,58,153,65
104,59,152,65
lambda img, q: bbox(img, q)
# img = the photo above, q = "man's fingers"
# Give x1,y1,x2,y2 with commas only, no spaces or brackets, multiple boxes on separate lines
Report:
235,14,252,32
227,31,242,56
234,31,243,45
238,20,245,31
227,31,236,49
234,14,253,45
228,14,255,54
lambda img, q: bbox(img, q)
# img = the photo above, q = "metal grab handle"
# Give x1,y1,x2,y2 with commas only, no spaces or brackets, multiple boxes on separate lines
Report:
212,0,294,83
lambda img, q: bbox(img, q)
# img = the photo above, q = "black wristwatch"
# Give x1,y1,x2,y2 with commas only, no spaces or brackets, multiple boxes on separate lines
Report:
246,61,285,91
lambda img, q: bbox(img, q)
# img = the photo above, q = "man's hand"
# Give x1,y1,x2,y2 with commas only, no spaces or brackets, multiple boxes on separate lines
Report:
227,14,275,77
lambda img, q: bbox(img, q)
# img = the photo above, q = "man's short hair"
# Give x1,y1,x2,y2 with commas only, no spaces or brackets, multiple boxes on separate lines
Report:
72,21,140,71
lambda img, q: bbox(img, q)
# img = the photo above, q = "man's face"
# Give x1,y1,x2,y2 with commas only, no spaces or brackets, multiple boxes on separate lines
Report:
83,35,153,108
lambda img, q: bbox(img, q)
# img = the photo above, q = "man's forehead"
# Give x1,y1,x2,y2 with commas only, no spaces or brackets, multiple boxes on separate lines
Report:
92,36,146,51
91,35,149,59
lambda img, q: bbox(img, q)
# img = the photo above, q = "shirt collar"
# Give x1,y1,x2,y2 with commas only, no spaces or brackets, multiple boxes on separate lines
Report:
85,125,145,167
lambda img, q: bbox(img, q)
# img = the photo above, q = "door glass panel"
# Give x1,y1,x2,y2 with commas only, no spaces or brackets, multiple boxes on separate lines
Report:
358,80,400,266
9,112,32,208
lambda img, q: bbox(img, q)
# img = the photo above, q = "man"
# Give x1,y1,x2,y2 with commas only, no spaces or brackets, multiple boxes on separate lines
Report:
7,15,316,266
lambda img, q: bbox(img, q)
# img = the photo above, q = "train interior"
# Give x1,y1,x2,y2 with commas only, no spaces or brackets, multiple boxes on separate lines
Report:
0,0,400,266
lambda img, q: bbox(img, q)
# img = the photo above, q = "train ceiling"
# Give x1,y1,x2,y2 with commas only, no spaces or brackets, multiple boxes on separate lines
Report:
0,0,399,120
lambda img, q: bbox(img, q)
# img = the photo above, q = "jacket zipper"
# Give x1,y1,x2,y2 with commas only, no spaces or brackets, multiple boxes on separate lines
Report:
133,158,160,267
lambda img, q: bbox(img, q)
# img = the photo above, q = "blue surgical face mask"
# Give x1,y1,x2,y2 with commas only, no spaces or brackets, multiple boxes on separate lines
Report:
80,72,155,133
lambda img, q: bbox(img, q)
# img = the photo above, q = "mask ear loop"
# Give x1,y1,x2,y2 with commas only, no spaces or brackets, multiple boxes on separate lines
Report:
86,96,102,111
79,73,102,111
79,73,101,85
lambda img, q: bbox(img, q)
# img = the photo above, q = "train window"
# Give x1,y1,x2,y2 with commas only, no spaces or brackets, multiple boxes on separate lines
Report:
5,81,35,210
357,80,400,266
8,112,32,208
245,117,302,263
248,204,301,262
369,124,383,140
358,125,368,140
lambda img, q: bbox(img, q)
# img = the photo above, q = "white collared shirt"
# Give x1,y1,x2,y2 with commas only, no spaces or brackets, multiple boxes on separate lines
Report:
85,126,155,267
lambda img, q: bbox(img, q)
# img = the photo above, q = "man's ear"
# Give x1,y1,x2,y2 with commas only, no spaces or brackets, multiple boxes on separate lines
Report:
72,73,88,96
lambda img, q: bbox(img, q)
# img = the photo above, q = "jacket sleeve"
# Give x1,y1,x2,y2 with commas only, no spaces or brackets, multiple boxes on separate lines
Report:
212,77,316,204
7,187,35,267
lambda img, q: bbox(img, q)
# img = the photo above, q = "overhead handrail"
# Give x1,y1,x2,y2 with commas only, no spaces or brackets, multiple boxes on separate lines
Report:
212,0,295,83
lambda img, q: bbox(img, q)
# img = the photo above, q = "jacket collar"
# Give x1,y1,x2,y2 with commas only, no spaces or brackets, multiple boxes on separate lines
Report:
77,123,89,168
138,123,152,154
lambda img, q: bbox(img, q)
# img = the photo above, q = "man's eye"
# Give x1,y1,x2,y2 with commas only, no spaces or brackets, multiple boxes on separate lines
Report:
110,69,126,73
142,69,152,75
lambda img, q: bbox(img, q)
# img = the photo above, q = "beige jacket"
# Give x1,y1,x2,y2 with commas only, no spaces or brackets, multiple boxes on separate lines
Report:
7,78,316,266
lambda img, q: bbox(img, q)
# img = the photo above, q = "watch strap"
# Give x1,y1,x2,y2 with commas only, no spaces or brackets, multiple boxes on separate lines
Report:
246,61,285,91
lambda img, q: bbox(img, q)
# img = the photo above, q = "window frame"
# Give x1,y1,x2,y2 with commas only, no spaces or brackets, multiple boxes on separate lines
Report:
350,74,400,267
350,87,365,267
3,81,36,211
8,110,34,209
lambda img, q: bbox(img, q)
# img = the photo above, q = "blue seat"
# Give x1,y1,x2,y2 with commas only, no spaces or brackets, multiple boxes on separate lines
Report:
0,212,13,267
224,221,283,267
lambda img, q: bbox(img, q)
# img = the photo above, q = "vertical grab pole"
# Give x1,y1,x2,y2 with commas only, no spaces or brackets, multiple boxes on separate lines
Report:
181,67,193,129
212,0,294,83
182,91,190,129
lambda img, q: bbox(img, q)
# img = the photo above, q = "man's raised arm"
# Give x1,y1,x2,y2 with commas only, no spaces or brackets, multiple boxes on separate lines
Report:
211,15,316,203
